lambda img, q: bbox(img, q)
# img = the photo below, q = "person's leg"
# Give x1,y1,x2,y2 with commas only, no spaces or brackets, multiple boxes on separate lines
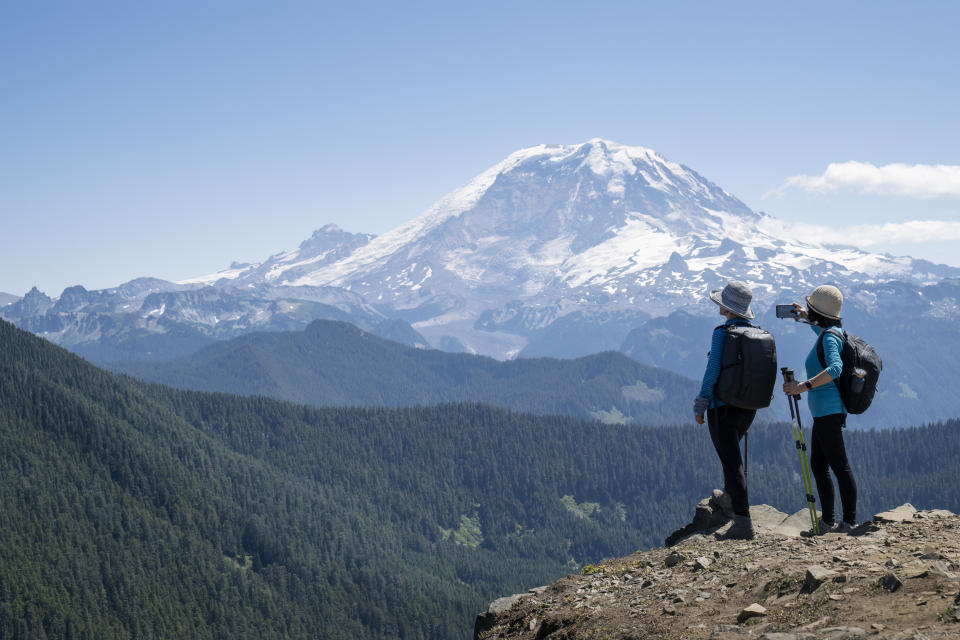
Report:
816,414,858,524
809,416,836,525
707,406,749,516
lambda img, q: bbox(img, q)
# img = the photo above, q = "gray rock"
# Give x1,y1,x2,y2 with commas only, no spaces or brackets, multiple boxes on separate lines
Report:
474,590,526,635
737,602,767,623
908,561,957,580
662,604,677,615
488,593,525,614
695,556,713,571
712,489,734,517
877,572,903,592
692,497,727,530
874,504,917,523
804,565,837,592
773,508,819,538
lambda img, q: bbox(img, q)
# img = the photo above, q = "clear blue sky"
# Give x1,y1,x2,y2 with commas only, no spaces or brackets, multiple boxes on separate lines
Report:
3,1,958,296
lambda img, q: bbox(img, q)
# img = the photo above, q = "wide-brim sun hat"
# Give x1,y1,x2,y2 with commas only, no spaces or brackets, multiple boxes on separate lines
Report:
806,284,843,320
709,280,754,319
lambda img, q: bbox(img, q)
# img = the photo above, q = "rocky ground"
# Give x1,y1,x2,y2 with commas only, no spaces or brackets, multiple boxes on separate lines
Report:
474,500,960,640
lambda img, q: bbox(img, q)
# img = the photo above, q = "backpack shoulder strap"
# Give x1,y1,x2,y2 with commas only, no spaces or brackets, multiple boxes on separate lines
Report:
716,321,755,332
816,328,829,368
823,327,844,341
817,327,846,384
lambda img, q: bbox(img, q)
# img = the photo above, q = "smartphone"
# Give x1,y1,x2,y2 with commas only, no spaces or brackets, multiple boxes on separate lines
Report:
775,304,797,319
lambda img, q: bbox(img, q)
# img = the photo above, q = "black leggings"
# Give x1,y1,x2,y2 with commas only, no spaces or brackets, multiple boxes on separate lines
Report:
707,405,756,517
810,413,857,525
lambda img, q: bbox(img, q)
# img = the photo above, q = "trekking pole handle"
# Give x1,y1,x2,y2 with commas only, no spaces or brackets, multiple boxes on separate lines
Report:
781,367,798,420
781,367,803,398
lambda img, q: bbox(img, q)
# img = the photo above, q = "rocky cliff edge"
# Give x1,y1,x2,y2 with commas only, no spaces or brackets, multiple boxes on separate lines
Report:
475,499,960,640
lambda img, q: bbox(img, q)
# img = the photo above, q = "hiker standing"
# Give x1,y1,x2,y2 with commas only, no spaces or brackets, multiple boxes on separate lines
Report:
694,281,759,540
781,285,857,533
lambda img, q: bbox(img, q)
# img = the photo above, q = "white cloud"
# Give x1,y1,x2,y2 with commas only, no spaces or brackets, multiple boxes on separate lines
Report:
757,217,960,248
769,161,960,198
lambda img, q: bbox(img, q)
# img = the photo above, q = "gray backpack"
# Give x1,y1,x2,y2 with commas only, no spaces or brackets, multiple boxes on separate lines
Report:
715,324,778,410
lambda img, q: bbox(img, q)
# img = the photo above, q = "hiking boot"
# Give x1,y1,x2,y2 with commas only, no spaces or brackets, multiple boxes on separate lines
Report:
835,521,855,534
715,514,754,540
801,517,838,537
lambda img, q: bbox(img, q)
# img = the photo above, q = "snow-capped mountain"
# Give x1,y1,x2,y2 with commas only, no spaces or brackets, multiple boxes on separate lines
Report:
184,138,956,357
5,139,959,426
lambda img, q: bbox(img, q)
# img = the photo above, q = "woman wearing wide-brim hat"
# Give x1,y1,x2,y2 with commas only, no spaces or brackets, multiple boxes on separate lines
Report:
694,280,757,540
782,284,857,534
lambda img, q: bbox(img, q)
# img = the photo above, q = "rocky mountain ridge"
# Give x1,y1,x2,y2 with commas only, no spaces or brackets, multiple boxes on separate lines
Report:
475,502,960,640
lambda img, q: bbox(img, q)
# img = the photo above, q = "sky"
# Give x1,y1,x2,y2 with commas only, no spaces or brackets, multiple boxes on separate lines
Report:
2,1,959,297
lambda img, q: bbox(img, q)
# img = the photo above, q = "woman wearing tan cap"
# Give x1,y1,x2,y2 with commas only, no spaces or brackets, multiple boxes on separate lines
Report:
782,285,857,534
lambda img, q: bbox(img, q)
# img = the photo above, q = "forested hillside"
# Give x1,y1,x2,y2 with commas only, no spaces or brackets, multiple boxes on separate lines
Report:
107,319,698,425
2,319,958,639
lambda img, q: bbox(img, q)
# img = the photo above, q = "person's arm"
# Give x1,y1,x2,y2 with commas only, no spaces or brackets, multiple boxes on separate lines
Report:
695,327,725,421
783,330,843,395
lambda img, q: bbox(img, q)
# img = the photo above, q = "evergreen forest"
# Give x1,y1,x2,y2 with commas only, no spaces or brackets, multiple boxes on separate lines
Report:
2,318,958,639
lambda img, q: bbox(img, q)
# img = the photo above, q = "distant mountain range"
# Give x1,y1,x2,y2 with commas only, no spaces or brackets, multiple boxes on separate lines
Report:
107,319,700,426
4,139,959,426
2,280,428,362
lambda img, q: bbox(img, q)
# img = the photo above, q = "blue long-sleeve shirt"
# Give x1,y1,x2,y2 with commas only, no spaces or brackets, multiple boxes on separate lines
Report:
698,317,751,408
805,325,846,417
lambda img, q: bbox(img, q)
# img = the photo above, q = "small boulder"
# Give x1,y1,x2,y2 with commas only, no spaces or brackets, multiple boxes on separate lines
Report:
804,566,837,592
877,572,903,592
874,504,917,523
665,550,686,567
737,603,767,623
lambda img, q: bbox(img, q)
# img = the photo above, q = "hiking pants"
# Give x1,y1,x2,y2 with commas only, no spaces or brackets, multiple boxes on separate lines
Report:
810,413,857,525
707,405,756,517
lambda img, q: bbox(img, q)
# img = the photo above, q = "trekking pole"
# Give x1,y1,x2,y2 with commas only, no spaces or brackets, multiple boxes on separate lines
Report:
743,431,748,479
781,367,819,535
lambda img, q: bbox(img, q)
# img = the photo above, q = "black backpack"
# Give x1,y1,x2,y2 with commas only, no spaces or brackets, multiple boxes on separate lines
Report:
714,323,778,410
816,328,882,415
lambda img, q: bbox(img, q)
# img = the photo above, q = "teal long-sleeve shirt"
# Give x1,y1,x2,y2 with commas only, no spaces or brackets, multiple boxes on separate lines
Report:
698,317,751,409
805,325,846,418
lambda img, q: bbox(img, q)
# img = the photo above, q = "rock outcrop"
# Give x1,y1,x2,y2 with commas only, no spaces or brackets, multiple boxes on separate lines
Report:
475,503,960,640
